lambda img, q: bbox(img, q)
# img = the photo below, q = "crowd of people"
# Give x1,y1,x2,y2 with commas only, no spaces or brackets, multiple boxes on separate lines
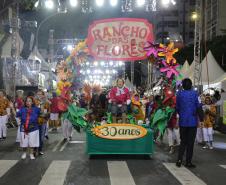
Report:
0,77,222,166
0,89,73,160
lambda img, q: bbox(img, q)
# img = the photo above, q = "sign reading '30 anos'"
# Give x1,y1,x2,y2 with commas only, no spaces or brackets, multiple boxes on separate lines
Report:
92,124,147,140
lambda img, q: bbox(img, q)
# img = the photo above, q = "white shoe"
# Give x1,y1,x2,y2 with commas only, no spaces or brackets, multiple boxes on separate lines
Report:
21,153,27,159
209,146,213,150
30,154,35,160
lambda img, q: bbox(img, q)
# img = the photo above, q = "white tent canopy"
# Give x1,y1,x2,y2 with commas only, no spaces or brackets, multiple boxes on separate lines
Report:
200,51,224,84
187,50,225,85
180,60,190,78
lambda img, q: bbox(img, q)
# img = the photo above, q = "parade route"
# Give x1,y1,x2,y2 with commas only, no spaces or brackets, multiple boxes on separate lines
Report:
1,128,226,185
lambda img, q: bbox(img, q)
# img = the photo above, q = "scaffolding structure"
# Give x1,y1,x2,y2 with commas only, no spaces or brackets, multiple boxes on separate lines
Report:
193,0,203,88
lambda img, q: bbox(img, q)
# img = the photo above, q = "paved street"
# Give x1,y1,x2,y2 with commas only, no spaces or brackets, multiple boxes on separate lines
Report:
0,128,226,185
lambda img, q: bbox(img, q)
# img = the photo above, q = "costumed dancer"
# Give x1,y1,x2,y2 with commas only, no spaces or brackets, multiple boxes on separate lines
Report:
163,88,180,153
167,113,180,154
49,92,60,131
0,90,10,140
11,96,40,159
202,96,216,149
35,90,50,155
90,85,104,122
15,90,24,143
109,79,131,123
196,95,205,144
144,95,154,123
131,93,145,123
62,117,73,141
60,90,73,141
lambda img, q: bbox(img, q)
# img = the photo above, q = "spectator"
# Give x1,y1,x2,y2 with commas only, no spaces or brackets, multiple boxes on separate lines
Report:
176,78,201,168
49,92,60,131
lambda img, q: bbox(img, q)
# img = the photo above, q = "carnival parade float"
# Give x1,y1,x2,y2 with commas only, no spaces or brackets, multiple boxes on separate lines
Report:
54,18,181,157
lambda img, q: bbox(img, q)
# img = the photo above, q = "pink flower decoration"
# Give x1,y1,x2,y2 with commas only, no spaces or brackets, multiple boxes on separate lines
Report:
160,61,179,79
144,42,163,58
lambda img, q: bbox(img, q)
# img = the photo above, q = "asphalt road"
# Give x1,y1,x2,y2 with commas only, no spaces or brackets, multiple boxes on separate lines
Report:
0,127,226,185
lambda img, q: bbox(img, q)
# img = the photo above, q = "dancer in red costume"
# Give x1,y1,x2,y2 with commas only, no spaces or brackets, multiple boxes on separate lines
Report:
109,79,131,123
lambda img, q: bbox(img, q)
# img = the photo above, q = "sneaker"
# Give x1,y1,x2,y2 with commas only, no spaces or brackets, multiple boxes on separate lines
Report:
2,137,6,140
202,145,209,149
21,153,27,159
69,136,72,141
169,147,174,154
30,154,35,160
176,160,182,167
185,163,196,168
209,146,214,150
39,151,44,155
63,138,68,142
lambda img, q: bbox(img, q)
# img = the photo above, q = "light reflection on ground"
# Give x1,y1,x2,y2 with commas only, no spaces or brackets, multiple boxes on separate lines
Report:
213,142,226,149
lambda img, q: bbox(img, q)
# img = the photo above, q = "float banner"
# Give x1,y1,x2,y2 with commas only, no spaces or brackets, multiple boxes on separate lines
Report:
92,124,147,140
87,18,154,61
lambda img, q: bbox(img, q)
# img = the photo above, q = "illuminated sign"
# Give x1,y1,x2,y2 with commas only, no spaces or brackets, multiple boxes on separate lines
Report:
87,18,154,61
92,124,147,140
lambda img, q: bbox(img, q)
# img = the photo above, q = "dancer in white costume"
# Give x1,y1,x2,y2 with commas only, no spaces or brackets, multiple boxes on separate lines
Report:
0,90,10,140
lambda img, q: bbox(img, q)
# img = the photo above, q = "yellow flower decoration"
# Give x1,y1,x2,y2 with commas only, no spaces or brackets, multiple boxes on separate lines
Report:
158,42,179,65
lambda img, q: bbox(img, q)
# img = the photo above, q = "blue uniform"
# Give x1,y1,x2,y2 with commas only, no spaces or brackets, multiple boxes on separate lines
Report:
176,90,201,127
17,106,40,132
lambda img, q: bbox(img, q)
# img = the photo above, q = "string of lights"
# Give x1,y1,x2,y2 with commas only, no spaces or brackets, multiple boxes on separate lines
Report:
34,0,159,13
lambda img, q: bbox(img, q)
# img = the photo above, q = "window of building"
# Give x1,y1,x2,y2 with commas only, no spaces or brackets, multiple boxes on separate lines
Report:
189,0,196,6
189,32,194,39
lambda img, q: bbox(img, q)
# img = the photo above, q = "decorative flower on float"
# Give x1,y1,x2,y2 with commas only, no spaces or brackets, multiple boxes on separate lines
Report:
56,60,73,81
160,60,179,79
70,39,89,65
144,42,163,58
158,42,178,65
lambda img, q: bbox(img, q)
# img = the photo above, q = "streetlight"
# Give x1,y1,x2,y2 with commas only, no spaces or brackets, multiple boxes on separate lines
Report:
69,0,78,7
161,0,176,6
136,0,145,7
110,0,118,7
34,1,39,8
96,0,105,7
191,12,198,20
44,0,54,9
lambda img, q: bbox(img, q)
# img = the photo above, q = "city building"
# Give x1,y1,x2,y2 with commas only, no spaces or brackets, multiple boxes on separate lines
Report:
154,0,196,46
204,0,226,41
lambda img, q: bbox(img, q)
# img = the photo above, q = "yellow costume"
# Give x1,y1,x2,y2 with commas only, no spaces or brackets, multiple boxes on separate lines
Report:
131,94,145,121
35,99,50,125
203,105,216,128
